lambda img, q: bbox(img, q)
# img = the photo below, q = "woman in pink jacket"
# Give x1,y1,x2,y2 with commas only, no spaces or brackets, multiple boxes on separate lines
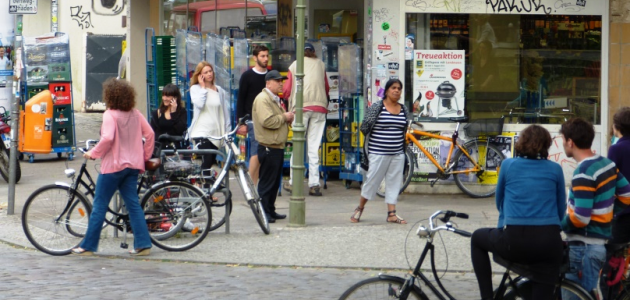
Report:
72,78,155,256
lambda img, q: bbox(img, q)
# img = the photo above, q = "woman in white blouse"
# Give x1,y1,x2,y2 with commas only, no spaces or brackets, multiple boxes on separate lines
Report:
188,61,231,175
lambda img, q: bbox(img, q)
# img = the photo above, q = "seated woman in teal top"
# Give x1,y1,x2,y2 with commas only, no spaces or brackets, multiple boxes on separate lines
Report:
471,125,566,300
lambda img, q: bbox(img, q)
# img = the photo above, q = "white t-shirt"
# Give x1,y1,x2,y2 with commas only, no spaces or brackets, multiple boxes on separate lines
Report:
190,88,225,148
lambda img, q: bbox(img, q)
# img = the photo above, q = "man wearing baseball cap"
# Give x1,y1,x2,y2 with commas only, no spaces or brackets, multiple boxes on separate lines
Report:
252,70,294,222
282,43,330,196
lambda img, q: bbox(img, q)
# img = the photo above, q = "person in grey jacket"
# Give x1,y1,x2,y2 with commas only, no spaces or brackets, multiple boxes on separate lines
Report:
351,79,410,224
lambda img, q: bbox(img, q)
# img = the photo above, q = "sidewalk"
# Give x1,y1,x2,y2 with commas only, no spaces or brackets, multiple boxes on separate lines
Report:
0,113,501,273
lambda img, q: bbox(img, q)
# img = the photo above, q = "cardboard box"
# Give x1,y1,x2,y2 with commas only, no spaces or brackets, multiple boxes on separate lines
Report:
319,142,345,166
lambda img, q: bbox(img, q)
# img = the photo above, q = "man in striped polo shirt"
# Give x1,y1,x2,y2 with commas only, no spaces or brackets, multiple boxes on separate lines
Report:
560,118,630,297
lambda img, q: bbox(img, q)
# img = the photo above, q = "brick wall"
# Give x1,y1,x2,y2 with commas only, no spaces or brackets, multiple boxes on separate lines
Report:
609,0,630,125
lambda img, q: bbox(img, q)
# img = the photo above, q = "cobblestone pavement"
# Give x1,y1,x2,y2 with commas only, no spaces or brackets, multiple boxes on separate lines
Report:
0,113,509,299
0,241,491,299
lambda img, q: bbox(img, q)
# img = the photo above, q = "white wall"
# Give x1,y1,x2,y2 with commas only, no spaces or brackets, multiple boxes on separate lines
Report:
128,0,151,116
23,0,126,111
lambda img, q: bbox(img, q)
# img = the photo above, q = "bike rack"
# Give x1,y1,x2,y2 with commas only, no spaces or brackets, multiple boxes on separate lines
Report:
161,149,231,234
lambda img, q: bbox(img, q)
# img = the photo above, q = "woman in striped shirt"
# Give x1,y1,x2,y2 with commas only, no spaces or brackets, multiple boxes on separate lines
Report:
351,79,410,224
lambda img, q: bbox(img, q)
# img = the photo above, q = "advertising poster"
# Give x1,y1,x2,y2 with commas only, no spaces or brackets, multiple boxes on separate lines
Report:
0,12,15,110
413,50,465,120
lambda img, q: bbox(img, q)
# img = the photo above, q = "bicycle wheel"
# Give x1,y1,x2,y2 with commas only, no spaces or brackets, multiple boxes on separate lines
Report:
22,185,92,256
141,181,211,251
339,277,426,300
502,278,594,300
452,139,504,198
376,147,414,198
207,186,233,232
234,164,270,234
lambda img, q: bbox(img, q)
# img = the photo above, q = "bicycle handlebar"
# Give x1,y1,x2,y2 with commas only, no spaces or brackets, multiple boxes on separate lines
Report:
418,210,472,238
196,114,250,142
78,140,99,154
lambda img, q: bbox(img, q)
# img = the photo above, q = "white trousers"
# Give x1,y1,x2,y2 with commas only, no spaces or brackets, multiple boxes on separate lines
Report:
290,111,327,187
361,153,404,205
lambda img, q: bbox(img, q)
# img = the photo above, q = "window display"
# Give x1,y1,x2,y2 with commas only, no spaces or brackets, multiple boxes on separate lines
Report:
406,13,602,125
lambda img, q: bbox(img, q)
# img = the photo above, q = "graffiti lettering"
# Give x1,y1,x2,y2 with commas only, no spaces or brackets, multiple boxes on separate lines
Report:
70,6,94,29
405,0,429,10
485,0,552,14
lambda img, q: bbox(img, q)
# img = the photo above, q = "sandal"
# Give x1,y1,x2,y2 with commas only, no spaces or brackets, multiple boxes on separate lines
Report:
350,206,364,223
387,210,407,224
71,247,94,256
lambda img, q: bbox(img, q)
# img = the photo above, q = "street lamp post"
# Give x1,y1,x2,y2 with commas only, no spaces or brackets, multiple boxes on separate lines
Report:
289,0,306,227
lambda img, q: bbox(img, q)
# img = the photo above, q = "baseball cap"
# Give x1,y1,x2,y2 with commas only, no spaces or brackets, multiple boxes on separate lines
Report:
304,43,315,51
265,70,287,81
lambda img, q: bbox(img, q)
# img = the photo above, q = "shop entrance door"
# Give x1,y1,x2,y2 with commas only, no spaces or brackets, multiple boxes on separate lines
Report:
84,34,124,111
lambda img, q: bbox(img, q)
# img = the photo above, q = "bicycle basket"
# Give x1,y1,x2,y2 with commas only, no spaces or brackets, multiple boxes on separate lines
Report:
463,118,504,138
163,160,202,178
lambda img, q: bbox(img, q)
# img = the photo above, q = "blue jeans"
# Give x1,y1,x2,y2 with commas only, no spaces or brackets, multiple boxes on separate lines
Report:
80,168,152,252
562,243,606,299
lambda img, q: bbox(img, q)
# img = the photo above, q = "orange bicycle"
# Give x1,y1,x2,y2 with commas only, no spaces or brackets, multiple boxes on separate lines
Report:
377,117,505,198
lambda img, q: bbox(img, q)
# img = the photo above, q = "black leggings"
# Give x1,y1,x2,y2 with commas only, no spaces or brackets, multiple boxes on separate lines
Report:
194,138,218,176
471,225,563,300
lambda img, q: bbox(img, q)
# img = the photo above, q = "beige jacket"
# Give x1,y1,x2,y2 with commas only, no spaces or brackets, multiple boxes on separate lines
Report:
288,57,327,112
252,89,289,149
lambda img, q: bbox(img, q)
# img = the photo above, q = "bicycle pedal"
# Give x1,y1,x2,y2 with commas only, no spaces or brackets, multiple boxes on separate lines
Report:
120,243,128,249
429,179,438,187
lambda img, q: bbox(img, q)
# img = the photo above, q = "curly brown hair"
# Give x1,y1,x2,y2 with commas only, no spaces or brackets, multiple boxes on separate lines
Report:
515,125,552,158
103,78,135,111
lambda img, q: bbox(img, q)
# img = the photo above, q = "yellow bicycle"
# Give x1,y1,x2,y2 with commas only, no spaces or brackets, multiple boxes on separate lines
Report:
377,117,505,198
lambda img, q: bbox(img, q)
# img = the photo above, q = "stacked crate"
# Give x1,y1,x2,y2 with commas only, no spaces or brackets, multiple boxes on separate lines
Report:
148,36,177,114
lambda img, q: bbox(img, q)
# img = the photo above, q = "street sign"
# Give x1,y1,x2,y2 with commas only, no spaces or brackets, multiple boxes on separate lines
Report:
9,0,38,14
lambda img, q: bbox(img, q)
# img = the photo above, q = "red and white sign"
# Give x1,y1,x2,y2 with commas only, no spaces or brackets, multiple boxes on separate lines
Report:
377,44,391,50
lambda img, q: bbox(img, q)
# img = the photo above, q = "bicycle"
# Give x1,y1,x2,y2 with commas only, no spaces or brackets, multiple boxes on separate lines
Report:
377,117,505,199
599,243,630,299
339,210,593,300
158,115,269,234
21,140,213,255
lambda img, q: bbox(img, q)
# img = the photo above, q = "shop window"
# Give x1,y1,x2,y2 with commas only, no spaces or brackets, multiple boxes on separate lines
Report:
405,13,602,125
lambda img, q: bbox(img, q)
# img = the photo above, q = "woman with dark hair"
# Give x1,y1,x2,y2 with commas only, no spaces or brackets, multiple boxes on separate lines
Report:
471,125,566,300
72,78,154,256
150,83,187,143
350,79,411,224
188,61,231,172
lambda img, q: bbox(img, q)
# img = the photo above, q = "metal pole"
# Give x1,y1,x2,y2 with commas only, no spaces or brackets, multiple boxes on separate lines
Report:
289,0,306,227
8,15,23,215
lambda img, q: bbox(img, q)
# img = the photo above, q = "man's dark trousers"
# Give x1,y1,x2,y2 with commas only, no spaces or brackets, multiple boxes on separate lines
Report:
257,145,284,215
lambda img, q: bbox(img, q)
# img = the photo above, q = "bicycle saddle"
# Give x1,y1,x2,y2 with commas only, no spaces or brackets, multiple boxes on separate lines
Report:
145,158,161,171
158,133,185,143
448,116,468,122
493,254,567,285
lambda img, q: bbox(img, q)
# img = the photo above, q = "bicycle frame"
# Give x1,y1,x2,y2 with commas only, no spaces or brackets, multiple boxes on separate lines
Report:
406,123,481,175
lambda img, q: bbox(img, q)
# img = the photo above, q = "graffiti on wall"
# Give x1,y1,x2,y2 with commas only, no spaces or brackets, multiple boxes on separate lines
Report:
93,0,125,15
70,6,94,29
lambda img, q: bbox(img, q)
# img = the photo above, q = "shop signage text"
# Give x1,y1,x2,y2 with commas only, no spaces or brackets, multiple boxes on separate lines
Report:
9,0,38,14
415,52,463,60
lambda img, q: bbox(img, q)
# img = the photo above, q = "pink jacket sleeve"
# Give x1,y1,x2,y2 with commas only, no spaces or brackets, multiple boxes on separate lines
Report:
90,111,115,159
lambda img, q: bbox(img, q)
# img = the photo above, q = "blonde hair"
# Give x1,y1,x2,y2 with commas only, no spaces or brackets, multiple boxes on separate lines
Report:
190,61,214,87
